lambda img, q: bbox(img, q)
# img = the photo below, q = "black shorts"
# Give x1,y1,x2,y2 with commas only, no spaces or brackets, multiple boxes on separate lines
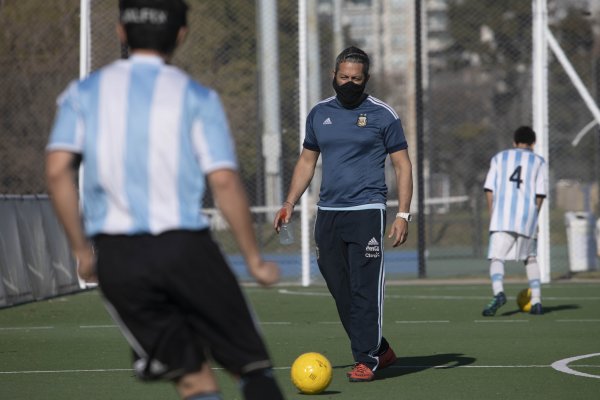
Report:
94,230,272,381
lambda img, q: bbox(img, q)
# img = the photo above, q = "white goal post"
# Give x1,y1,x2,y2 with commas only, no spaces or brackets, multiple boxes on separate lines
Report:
533,0,600,283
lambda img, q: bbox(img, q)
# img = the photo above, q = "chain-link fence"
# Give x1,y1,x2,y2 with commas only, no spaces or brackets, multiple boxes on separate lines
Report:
1,0,599,283
426,0,600,279
0,1,79,193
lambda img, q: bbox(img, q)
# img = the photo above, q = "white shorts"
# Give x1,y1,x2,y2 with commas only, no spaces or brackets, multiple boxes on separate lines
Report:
487,231,537,261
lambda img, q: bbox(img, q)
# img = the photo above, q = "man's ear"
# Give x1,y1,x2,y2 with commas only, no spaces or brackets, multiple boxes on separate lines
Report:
116,23,127,46
176,27,188,47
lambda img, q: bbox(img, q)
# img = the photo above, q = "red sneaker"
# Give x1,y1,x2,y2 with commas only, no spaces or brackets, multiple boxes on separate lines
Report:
346,363,356,377
378,346,397,370
348,363,374,382
345,347,397,377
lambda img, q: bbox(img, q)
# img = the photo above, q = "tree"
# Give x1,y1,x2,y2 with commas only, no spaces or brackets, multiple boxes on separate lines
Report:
0,0,301,203
0,0,79,194
436,0,596,195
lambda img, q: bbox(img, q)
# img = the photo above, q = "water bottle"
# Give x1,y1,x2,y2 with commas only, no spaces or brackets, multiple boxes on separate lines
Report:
279,210,294,245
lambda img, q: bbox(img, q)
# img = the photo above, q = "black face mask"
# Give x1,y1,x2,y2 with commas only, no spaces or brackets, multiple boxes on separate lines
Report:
332,79,368,109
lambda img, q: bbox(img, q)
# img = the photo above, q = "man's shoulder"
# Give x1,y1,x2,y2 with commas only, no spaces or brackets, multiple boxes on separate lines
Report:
311,96,337,109
308,96,337,116
186,78,214,96
531,151,546,164
363,96,400,121
492,148,515,159
493,148,545,162
60,63,112,102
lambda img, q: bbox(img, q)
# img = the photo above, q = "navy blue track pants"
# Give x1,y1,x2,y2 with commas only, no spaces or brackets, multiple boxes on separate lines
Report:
314,208,390,369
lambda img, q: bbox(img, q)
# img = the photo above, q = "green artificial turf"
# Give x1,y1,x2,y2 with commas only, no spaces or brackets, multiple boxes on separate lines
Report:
1,282,599,399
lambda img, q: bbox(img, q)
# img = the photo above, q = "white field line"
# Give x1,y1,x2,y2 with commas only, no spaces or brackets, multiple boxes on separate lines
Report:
474,320,529,323
395,320,450,324
3,319,600,332
278,289,329,296
525,296,600,301
0,326,54,331
277,289,600,301
80,325,118,329
551,353,600,379
2,364,600,375
0,369,133,375
555,319,600,323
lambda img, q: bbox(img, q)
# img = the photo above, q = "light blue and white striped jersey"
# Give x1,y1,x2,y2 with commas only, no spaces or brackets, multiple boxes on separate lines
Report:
484,148,547,237
47,54,237,236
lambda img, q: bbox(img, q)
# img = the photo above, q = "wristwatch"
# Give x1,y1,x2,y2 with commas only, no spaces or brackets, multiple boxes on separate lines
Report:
396,212,412,222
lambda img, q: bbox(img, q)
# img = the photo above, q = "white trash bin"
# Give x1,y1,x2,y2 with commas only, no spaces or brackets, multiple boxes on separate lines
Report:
597,218,600,257
564,212,597,272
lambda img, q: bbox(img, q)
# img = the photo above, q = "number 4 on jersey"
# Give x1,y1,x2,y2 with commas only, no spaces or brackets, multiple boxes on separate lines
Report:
509,166,523,188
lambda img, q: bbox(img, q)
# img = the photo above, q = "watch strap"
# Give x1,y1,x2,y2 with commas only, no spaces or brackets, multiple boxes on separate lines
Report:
396,212,412,222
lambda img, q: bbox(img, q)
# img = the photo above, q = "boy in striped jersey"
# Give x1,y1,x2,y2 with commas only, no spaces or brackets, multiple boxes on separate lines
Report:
482,126,547,316
45,1,284,399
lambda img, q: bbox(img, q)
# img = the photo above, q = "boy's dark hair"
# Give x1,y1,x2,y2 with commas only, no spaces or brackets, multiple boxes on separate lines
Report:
119,0,188,55
335,46,370,77
513,126,536,145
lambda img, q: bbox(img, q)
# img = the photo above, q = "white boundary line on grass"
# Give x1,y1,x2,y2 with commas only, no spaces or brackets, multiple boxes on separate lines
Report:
0,368,133,374
2,319,599,332
551,353,600,379
277,289,600,301
2,318,600,333
474,320,529,323
3,364,600,375
555,319,600,323
278,289,329,296
80,325,118,329
0,326,54,331
395,320,450,324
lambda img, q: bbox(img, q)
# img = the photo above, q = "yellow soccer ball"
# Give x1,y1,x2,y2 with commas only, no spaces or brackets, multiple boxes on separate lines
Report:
290,352,332,394
517,288,532,312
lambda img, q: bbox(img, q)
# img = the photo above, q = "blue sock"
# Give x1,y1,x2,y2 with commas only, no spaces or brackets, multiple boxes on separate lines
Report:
490,259,505,295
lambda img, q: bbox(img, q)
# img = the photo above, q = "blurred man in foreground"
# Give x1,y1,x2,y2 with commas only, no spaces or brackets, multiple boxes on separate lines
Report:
46,1,284,398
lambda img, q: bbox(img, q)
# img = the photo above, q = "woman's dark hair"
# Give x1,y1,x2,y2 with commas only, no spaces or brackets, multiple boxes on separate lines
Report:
119,0,188,55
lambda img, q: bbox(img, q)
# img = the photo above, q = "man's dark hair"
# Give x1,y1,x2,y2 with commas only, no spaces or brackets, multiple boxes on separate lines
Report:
334,46,370,77
119,0,188,55
513,126,536,145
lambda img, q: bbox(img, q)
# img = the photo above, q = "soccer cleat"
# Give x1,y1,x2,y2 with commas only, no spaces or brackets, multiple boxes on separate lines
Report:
346,346,397,377
529,303,543,315
348,363,374,382
481,292,507,316
346,363,357,378
378,346,397,370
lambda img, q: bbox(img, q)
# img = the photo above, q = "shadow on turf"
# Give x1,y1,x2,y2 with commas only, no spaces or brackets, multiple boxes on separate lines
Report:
294,371,344,396
295,391,342,396
500,304,580,316
374,353,476,380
